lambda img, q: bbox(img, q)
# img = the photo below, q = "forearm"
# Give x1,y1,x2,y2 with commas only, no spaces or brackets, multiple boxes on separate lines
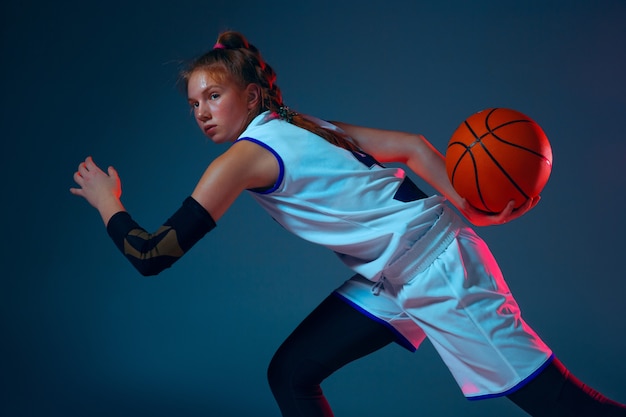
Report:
106,196,216,276
332,123,520,225
407,135,527,225
405,135,466,211
333,123,467,209
99,197,126,226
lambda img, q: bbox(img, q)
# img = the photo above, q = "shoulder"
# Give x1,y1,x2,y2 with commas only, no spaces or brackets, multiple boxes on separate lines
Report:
190,139,281,220
214,139,280,190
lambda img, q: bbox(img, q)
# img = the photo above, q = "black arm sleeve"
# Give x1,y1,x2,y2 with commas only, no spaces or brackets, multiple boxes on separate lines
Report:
106,196,216,276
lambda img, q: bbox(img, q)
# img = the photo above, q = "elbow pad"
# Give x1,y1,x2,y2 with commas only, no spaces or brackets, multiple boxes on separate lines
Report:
106,196,216,276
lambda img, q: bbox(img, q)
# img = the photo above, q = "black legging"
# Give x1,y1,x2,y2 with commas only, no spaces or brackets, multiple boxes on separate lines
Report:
268,294,626,417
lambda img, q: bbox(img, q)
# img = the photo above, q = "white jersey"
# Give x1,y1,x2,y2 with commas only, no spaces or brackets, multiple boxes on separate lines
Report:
238,111,553,399
237,111,450,282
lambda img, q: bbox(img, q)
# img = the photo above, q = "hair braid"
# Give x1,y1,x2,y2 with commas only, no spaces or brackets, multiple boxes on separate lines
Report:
181,31,360,152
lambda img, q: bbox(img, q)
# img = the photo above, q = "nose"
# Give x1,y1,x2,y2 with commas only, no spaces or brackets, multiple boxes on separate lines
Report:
196,102,211,122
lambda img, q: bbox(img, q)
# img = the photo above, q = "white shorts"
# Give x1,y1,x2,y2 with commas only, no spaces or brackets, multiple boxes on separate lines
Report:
334,213,553,400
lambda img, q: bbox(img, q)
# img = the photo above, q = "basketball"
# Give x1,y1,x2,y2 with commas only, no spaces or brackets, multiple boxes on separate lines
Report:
445,108,553,214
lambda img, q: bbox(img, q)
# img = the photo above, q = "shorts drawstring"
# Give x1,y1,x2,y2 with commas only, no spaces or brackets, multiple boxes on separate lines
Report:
371,276,387,296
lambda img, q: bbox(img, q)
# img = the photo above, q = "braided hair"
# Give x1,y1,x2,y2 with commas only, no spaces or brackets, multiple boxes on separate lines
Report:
180,31,359,152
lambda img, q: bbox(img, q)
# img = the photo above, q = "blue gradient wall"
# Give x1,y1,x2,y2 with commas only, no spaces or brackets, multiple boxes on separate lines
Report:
2,1,625,415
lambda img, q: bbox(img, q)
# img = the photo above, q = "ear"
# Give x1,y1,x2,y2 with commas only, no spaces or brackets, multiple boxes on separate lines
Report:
245,84,262,110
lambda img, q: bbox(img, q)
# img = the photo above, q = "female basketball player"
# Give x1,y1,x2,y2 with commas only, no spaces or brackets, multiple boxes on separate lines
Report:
70,31,625,416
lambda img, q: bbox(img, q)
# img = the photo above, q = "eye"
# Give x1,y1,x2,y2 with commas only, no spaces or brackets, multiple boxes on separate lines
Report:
209,93,220,100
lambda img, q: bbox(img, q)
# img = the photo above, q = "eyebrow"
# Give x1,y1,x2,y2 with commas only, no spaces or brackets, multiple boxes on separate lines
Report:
187,84,222,101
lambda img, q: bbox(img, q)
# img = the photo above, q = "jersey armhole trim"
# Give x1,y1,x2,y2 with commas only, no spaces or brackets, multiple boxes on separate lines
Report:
236,137,285,194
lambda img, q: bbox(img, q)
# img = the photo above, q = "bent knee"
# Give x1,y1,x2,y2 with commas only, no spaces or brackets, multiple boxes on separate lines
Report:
268,353,332,393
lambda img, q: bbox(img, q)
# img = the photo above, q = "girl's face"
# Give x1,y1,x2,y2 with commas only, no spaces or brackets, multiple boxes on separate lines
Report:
187,69,258,144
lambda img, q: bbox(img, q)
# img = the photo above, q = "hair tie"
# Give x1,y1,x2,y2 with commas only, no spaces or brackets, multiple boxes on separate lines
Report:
278,106,298,123
213,42,226,49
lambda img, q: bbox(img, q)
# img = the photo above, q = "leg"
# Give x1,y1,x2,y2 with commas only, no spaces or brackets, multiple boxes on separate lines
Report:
267,293,396,417
507,357,626,416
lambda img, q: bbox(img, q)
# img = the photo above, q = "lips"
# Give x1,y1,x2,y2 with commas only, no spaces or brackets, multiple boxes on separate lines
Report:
203,124,216,136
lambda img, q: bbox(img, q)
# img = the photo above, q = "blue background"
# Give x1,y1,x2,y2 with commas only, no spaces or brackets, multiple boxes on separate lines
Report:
2,1,625,415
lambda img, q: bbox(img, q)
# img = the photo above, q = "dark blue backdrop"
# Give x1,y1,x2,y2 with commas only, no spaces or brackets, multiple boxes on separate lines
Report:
2,1,625,416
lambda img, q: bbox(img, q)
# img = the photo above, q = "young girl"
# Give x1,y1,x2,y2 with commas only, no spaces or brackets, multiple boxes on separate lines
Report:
70,31,625,416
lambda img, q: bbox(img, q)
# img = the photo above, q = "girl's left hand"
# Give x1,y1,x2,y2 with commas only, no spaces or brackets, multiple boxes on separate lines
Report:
459,196,540,227
70,156,125,223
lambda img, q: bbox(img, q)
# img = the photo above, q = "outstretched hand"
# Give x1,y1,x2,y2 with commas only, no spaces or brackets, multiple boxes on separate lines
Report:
70,156,125,224
459,197,540,227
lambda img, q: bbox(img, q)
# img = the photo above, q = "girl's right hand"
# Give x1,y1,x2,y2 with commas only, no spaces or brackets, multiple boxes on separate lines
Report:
459,196,540,227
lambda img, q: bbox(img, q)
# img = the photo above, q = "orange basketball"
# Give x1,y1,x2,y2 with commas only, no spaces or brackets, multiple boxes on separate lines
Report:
445,108,552,214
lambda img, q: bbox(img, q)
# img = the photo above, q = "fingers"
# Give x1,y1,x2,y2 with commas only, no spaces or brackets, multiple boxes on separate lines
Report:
107,166,119,180
77,161,87,177
514,196,540,215
465,196,542,227
72,156,99,197
76,156,92,177
69,187,83,196
76,156,109,179
83,156,100,173
504,200,516,216
494,200,515,224
529,195,541,209
84,156,99,171
73,170,83,184
502,196,541,224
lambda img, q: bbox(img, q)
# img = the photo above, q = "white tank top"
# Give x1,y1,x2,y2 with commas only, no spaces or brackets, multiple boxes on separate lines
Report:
238,111,449,281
